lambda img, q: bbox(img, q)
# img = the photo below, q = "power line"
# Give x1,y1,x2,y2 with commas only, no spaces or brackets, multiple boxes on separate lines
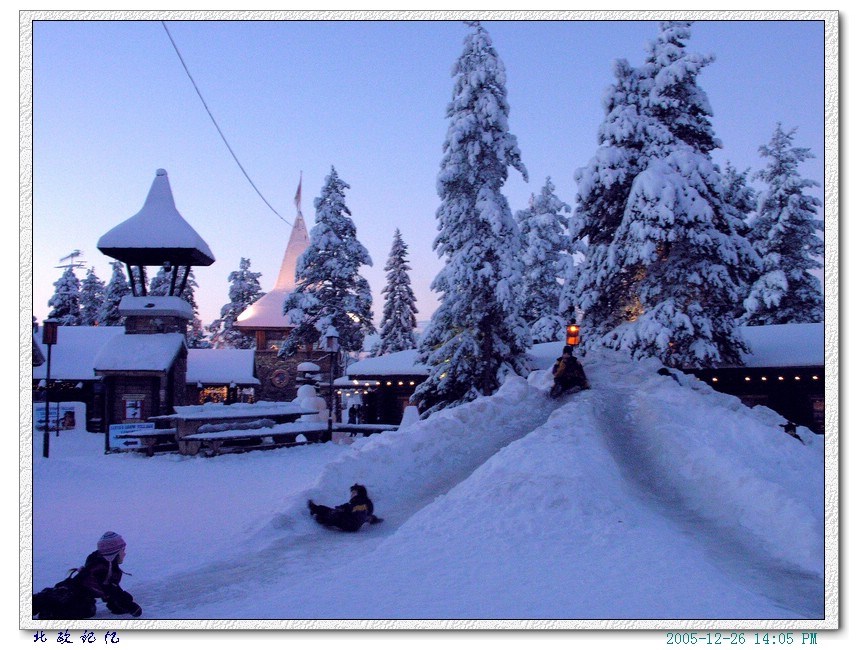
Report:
160,21,292,228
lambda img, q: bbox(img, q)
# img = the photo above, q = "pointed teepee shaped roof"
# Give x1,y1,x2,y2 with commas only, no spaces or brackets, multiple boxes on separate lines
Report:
235,208,310,331
97,169,215,266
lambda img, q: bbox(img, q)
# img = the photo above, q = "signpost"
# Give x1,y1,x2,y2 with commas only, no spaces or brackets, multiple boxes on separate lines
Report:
40,319,58,459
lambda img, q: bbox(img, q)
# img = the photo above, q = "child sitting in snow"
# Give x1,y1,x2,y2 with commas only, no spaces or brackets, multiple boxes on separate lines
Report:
308,484,383,532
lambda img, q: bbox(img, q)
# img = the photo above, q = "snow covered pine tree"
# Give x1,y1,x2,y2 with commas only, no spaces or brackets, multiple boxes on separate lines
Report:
414,21,530,415
98,261,131,327
577,21,758,368
375,229,418,356
79,267,106,326
47,266,82,326
209,257,265,349
570,57,653,339
280,167,375,358
516,177,573,344
743,124,824,325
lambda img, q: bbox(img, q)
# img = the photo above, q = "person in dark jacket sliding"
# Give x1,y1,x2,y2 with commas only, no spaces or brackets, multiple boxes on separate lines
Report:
550,346,590,398
308,484,382,532
33,531,142,619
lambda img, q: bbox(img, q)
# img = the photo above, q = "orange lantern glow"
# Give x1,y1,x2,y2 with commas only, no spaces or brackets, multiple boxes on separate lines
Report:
565,323,581,346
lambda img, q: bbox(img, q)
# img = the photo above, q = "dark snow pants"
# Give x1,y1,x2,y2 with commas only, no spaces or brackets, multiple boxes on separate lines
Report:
310,504,365,532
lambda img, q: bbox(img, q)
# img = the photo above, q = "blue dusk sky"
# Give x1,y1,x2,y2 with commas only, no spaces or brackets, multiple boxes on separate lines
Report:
28,15,827,328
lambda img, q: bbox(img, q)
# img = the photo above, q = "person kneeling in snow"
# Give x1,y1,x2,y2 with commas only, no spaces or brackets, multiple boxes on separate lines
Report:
33,531,142,619
308,484,383,532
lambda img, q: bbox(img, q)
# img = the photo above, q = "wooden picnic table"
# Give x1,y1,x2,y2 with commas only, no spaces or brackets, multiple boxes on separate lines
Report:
180,421,330,456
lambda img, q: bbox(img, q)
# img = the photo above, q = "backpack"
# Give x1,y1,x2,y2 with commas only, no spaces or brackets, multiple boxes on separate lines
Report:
32,570,96,620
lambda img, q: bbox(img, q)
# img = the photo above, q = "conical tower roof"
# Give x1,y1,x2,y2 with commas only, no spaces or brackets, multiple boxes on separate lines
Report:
236,212,310,330
97,169,215,266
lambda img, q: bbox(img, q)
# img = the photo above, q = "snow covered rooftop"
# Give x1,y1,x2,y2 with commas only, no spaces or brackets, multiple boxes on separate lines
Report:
235,214,309,330
234,289,296,330
118,295,194,320
97,169,215,266
186,349,260,386
345,349,429,377
738,323,824,368
33,327,125,380
93,333,186,373
33,327,261,384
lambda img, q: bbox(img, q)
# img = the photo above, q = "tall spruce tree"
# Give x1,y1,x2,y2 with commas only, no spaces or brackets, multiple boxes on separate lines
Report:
414,22,530,415
574,21,757,368
570,58,652,336
209,257,265,349
516,177,572,344
47,266,82,326
721,161,758,319
375,229,418,355
722,162,757,225
99,261,130,326
743,124,823,324
281,167,375,357
600,21,758,367
79,267,106,326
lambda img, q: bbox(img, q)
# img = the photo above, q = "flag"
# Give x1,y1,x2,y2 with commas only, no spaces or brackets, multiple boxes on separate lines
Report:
294,173,302,215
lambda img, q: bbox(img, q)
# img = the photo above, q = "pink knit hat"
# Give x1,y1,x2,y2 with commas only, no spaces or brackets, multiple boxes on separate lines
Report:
97,531,126,557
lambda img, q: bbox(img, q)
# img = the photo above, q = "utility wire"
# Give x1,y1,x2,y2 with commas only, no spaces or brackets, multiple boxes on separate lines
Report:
160,21,292,228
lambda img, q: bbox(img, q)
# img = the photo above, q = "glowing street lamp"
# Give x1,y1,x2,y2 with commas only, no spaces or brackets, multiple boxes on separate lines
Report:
565,321,581,347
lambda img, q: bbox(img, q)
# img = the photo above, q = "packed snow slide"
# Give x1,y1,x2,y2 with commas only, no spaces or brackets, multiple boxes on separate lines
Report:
136,350,823,619
272,356,823,620
224,351,821,620
589,356,824,618
138,373,560,617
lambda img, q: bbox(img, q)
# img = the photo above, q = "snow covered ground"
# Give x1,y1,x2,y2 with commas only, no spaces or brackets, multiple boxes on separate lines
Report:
26,349,828,635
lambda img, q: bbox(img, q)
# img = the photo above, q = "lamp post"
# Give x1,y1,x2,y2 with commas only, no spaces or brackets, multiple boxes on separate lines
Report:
322,326,340,443
565,320,581,348
41,319,59,459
